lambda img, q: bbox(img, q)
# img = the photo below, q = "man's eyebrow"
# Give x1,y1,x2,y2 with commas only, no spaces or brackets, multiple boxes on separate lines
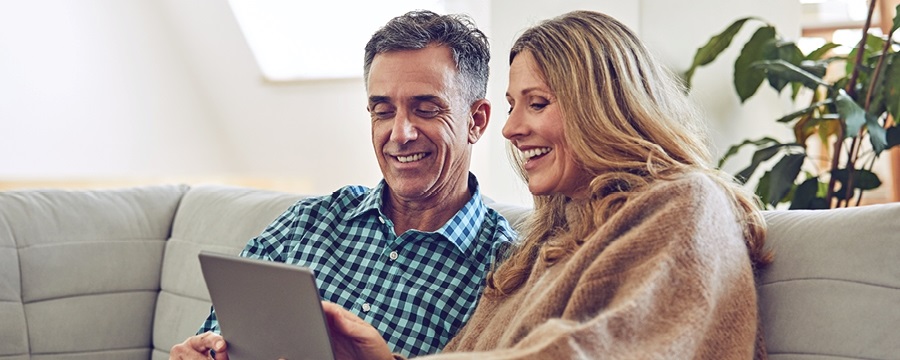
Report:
368,95,448,106
412,95,449,106
368,95,390,104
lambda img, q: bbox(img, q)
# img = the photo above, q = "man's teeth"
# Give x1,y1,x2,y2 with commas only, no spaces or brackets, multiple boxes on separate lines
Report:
397,153,426,163
522,147,551,160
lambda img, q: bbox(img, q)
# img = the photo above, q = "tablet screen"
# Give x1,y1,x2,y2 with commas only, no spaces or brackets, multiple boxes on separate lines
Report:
198,251,336,360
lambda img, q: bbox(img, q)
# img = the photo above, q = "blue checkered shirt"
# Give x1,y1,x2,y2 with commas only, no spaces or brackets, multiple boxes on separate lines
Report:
197,174,516,357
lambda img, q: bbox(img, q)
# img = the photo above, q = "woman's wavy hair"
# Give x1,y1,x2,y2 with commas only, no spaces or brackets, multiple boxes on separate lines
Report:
486,10,772,295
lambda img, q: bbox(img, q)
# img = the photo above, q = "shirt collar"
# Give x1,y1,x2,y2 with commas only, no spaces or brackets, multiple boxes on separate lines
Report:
343,173,486,253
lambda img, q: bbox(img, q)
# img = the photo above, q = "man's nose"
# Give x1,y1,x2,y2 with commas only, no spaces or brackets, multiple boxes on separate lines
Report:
390,112,418,143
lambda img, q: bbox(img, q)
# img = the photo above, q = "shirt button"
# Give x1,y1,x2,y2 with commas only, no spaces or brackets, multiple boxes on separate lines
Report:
378,216,385,224
389,251,399,260
362,303,371,312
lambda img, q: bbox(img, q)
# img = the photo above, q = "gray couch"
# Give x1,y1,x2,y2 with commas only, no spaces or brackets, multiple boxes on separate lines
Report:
1,184,898,359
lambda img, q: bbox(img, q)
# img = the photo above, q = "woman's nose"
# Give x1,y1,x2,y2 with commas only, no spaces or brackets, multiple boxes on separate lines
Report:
502,107,525,140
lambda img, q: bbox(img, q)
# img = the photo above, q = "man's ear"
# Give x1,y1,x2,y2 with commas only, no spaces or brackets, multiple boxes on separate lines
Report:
467,99,490,144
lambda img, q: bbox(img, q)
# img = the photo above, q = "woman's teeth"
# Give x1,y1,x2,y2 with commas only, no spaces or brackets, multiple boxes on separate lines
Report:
397,153,426,163
522,147,551,160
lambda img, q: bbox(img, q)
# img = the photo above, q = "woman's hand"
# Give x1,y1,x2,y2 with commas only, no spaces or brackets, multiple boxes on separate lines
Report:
321,301,395,360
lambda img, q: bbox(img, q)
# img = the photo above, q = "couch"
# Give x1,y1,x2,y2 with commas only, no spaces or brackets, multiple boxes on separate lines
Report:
0,184,897,359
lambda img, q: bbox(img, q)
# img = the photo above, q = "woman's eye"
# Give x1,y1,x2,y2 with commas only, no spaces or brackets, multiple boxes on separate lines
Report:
530,102,548,110
507,106,513,115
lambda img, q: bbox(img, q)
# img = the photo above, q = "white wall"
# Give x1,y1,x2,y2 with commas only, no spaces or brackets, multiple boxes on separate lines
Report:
0,0,800,205
0,0,231,179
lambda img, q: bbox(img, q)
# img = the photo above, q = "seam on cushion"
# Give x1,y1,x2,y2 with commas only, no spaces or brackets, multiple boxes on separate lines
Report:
167,185,188,242
4,205,33,356
16,237,169,250
159,288,210,303
760,277,900,290
32,346,150,356
768,351,881,360
22,289,158,304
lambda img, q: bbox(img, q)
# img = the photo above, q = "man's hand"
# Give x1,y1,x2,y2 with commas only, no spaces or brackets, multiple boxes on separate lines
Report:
170,331,229,360
321,301,395,360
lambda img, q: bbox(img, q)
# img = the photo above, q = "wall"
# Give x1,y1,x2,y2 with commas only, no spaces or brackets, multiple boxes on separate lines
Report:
0,0,231,179
0,0,801,206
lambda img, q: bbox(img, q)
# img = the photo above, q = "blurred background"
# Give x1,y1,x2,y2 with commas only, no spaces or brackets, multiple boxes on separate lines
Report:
1,0,896,206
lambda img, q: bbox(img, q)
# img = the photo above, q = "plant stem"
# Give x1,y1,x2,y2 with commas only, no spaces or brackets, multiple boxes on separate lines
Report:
844,0,878,99
834,0,877,207
826,127,844,206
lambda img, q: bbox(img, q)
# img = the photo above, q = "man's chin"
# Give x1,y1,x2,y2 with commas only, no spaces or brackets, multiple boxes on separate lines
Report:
385,180,435,201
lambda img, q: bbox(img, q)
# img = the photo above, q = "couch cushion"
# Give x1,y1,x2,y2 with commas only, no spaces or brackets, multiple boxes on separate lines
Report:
759,202,900,359
152,185,307,358
0,185,186,359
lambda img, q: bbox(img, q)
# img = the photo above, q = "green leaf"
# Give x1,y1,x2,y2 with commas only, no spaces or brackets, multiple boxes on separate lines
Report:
845,34,886,76
765,153,805,207
789,177,824,210
888,126,900,149
768,42,805,92
892,4,900,35
734,142,791,182
775,99,833,123
752,59,829,90
867,54,891,118
734,26,776,102
832,168,883,191
884,53,900,122
684,18,756,89
835,90,868,137
867,112,888,155
800,60,828,79
756,171,774,208
805,43,841,61
717,137,780,169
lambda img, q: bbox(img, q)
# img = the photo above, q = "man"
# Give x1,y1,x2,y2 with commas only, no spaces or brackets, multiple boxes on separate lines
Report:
169,10,515,359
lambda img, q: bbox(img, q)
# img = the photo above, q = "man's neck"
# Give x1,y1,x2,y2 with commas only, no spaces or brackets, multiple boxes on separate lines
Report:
384,183,473,235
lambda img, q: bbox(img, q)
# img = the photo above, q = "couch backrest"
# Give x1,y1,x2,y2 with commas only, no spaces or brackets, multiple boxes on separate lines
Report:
758,203,900,359
3,185,898,359
0,185,187,360
151,185,306,360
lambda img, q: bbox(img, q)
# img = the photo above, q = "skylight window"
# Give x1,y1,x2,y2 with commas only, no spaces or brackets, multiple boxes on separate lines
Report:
227,0,446,81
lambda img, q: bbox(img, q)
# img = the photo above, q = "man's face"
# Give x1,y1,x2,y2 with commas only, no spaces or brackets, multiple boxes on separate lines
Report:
366,45,483,202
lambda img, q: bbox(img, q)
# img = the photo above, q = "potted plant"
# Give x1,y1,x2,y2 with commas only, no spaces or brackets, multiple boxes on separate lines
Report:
684,1,900,209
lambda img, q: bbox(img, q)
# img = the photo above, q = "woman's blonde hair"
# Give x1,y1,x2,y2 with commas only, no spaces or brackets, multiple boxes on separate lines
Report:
486,10,771,295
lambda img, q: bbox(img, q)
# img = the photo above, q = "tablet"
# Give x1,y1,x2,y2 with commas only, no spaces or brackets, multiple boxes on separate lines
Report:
198,251,336,360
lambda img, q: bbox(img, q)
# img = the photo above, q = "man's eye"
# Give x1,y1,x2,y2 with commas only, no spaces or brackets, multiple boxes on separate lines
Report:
370,104,395,119
415,108,440,118
373,111,394,119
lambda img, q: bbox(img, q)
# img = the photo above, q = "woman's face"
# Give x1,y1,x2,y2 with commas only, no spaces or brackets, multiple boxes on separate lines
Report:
503,51,591,199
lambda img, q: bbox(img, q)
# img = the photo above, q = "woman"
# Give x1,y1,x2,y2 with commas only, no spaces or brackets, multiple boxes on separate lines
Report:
324,10,772,359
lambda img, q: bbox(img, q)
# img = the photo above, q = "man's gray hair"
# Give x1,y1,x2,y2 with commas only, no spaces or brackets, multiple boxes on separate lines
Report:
363,10,490,104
